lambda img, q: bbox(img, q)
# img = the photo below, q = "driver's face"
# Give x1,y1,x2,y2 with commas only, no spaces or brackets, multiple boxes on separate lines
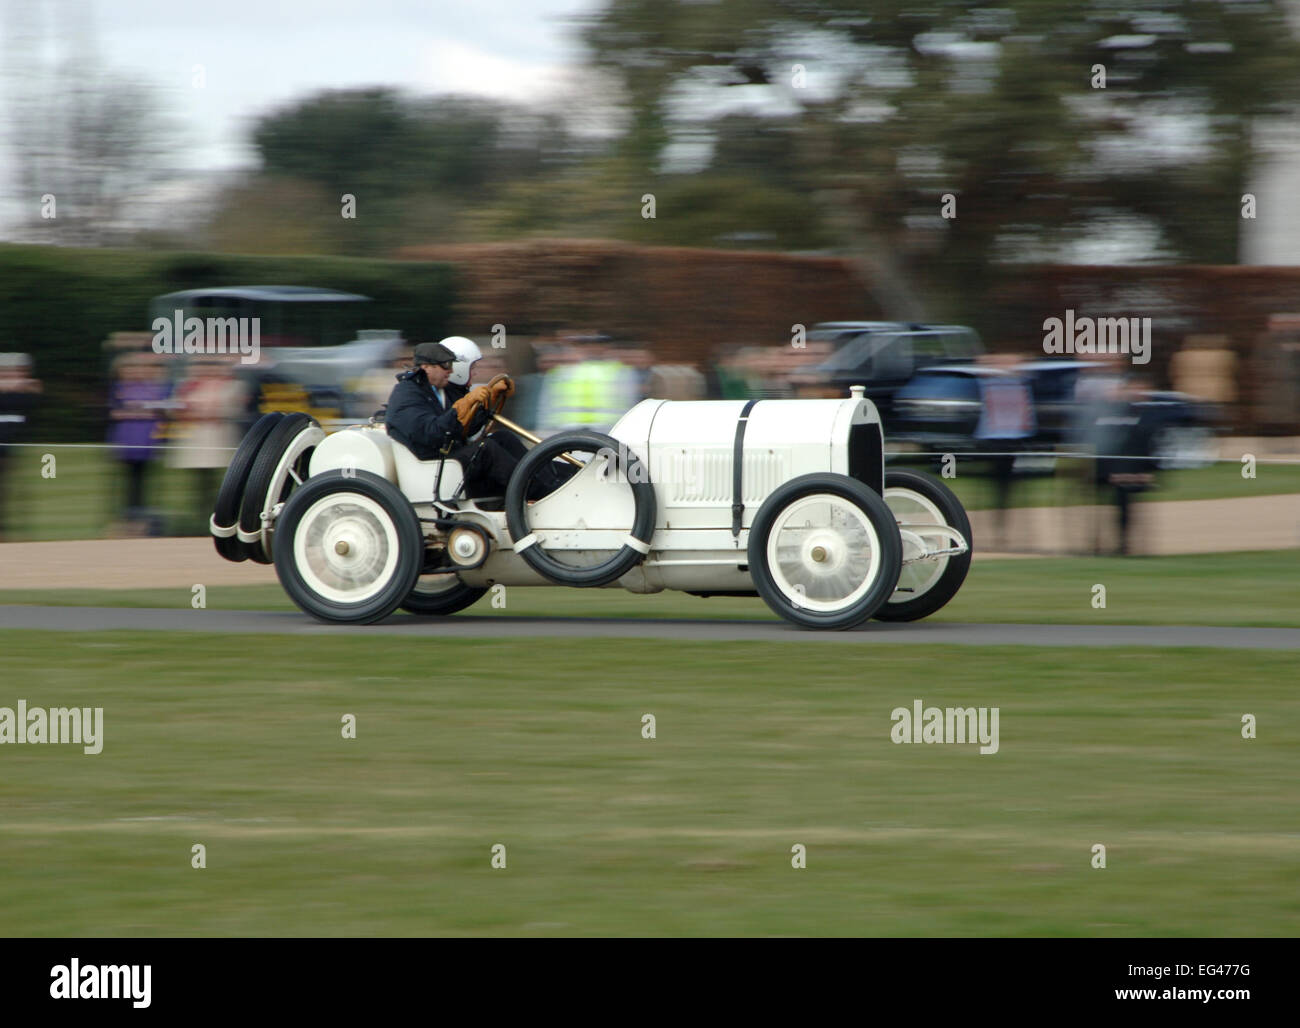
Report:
421,362,451,388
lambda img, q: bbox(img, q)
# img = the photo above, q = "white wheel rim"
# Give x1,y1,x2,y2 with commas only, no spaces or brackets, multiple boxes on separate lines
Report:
766,493,881,613
293,493,400,605
885,486,952,603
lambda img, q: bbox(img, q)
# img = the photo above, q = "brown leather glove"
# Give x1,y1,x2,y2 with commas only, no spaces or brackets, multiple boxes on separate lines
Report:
487,374,515,403
452,385,491,431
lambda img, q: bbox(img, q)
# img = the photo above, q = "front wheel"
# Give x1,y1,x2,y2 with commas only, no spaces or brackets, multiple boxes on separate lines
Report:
748,473,901,630
273,470,423,624
876,469,972,622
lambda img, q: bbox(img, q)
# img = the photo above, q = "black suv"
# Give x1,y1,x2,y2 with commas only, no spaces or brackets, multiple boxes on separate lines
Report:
891,360,1217,469
795,322,984,422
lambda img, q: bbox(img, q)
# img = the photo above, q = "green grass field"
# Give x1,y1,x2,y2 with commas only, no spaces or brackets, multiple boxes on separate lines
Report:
4,550,1298,627
2,445,1297,540
0,632,1295,936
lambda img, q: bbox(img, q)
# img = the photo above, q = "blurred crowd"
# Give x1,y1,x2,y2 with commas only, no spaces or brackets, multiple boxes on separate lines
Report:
0,326,1289,550
0,353,43,541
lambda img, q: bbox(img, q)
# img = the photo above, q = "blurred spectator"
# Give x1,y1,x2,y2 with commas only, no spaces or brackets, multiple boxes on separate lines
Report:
533,341,578,434
167,359,248,530
617,343,655,397
787,339,836,397
536,336,639,434
1070,353,1127,445
1092,376,1160,557
1249,317,1300,433
708,345,754,399
974,353,1036,549
357,347,414,418
503,338,544,428
0,354,43,540
717,345,783,398
1171,335,1237,406
1171,335,1237,432
108,354,171,534
645,363,706,400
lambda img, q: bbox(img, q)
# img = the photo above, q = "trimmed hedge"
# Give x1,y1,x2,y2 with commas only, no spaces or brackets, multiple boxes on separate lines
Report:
0,245,458,441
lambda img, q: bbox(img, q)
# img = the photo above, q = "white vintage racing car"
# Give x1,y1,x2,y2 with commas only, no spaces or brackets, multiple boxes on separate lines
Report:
210,384,972,629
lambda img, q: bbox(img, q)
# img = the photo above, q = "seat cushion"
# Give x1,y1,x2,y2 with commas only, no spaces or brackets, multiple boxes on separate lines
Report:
390,441,463,501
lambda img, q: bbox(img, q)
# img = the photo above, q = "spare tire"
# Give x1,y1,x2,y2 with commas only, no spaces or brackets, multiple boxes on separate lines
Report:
211,412,284,562
238,412,319,564
504,431,656,588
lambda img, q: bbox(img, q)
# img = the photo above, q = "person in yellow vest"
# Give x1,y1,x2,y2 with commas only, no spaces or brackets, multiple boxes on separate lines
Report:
537,339,640,434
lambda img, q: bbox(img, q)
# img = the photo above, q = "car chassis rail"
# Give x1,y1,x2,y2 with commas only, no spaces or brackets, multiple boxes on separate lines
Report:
896,523,969,566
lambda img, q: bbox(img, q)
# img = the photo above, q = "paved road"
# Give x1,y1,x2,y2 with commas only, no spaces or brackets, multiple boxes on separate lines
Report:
2,606,1298,649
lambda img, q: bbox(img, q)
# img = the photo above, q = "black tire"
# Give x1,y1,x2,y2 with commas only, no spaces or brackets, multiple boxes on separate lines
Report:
400,575,488,616
748,473,902,630
504,431,656,588
875,469,973,622
238,412,317,564
211,412,284,562
273,470,423,624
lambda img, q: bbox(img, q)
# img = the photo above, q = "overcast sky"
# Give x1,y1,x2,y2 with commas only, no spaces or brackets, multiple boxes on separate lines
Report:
0,0,602,227
5,0,1299,260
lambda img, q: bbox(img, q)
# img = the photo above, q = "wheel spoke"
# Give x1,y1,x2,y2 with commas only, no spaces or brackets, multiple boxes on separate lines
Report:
884,487,950,602
294,495,400,604
766,492,881,613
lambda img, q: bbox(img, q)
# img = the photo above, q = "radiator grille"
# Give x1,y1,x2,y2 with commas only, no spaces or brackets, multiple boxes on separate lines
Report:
660,448,789,504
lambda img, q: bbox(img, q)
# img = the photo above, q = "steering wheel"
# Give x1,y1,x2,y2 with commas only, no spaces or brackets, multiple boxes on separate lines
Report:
470,374,583,470
483,374,511,425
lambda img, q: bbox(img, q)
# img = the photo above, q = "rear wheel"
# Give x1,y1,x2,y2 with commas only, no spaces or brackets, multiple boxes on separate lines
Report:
876,469,972,622
400,573,487,616
748,473,901,630
273,470,422,624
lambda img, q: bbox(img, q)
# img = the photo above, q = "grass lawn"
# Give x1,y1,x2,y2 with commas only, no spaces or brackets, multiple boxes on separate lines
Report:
3,550,1297,627
1,446,1297,541
0,632,1295,936
1,446,218,541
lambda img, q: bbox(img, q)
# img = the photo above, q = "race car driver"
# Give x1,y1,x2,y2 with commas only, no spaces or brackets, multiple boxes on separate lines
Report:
385,338,565,499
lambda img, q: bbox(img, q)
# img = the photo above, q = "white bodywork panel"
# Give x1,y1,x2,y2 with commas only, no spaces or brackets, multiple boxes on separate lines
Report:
609,398,877,532
300,394,884,593
310,424,463,501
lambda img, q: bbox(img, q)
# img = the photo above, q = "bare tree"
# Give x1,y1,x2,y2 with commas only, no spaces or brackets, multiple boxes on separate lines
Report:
4,0,176,245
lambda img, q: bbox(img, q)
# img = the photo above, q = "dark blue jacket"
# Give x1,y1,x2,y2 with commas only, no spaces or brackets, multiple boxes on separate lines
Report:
385,370,481,459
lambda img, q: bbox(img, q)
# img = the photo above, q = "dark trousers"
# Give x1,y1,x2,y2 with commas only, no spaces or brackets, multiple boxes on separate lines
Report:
1111,485,1143,556
0,447,9,535
982,442,1021,545
451,430,575,500
193,467,220,526
451,431,527,495
121,460,148,515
